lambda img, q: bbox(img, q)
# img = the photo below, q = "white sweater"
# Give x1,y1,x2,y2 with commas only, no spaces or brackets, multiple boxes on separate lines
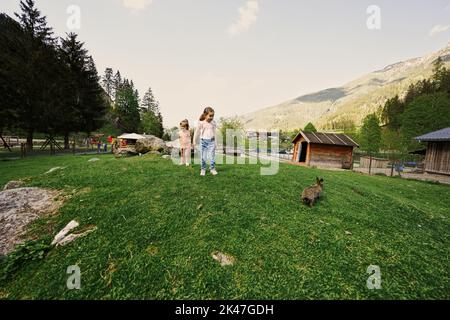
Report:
194,120,217,142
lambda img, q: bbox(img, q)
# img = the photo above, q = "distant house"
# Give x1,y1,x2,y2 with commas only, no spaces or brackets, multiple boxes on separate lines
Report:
415,127,450,175
292,131,359,169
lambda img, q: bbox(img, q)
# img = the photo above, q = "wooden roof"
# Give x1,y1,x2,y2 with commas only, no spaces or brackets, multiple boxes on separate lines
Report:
292,131,359,148
414,127,450,142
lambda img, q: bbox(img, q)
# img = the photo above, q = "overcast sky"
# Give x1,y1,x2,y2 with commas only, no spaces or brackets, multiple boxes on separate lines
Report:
1,0,449,127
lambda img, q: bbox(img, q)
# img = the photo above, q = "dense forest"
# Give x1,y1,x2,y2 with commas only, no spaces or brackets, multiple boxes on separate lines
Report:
0,1,107,151
0,0,164,152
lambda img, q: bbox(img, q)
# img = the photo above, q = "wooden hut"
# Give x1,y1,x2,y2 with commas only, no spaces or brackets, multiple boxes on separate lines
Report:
292,131,359,169
415,127,450,175
117,133,145,146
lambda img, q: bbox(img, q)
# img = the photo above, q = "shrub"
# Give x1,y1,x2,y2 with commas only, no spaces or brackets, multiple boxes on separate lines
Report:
0,239,51,281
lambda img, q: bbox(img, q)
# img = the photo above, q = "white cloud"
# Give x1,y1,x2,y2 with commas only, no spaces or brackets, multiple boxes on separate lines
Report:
228,1,259,37
429,24,450,37
122,0,153,12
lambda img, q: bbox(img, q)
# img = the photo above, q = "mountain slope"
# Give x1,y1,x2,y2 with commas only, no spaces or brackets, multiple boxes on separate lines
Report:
241,43,450,131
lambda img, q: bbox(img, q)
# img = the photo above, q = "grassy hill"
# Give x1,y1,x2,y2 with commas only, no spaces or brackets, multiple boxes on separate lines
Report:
0,154,449,299
242,43,450,131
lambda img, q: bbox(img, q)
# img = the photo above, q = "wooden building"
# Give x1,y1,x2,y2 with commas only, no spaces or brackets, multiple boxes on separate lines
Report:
292,131,359,169
415,127,450,175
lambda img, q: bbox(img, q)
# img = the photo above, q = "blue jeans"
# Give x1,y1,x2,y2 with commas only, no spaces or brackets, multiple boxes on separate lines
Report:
201,138,216,170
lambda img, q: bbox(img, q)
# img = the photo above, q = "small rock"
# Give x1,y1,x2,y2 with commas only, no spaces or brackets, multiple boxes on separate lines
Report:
51,220,79,246
212,251,235,266
162,155,170,160
197,204,203,210
345,231,352,235
51,220,97,247
88,158,100,162
45,167,65,174
3,181,24,191
57,228,96,246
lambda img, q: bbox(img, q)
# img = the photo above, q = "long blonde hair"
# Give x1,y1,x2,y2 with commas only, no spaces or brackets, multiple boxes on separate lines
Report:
199,107,215,121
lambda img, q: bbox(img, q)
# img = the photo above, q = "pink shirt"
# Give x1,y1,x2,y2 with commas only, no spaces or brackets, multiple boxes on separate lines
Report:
179,129,191,148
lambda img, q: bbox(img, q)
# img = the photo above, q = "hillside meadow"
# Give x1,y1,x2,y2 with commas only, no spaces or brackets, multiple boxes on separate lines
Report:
0,154,449,299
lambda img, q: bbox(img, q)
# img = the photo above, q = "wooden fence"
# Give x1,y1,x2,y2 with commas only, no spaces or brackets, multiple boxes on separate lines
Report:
359,156,390,169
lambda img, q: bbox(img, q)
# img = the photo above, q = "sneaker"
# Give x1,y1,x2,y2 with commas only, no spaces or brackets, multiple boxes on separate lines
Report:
210,169,218,176
200,169,206,176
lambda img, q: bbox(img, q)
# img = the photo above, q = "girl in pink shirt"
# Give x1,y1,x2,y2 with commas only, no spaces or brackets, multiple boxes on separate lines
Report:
178,119,192,166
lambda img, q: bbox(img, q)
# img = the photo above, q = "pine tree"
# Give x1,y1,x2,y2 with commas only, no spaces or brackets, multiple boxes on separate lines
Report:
432,57,450,94
141,87,163,137
0,14,27,138
134,89,140,106
15,0,54,44
59,32,88,148
114,82,141,133
81,56,107,133
304,122,317,132
113,71,122,101
381,95,404,131
141,87,159,114
14,0,56,151
59,33,107,147
102,68,114,99
360,114,381,156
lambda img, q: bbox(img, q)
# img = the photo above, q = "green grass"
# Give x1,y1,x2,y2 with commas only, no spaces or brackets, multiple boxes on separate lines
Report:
0,154,449,299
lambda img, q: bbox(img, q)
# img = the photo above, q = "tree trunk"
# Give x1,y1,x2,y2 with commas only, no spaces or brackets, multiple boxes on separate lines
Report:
390,156,395,177
64,132,70,150
26,130,34,152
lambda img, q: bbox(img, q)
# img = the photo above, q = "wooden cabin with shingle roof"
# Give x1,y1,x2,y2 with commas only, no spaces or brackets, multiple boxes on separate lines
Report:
292,131,359,169
415,127,450,175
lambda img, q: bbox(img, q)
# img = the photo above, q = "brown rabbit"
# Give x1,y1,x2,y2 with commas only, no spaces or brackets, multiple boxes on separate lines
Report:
301,177,324,207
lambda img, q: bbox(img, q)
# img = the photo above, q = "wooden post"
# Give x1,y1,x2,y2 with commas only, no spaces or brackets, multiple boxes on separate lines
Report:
390,159,395,177
50,136,55,156
369,155,372,175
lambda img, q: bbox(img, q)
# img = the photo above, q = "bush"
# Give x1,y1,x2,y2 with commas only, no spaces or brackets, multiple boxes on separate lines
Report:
0,239,51,281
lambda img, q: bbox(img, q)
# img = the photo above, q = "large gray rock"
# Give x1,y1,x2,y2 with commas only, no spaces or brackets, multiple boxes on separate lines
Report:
135,136,171,154
0,188,62,255
114,147,139,158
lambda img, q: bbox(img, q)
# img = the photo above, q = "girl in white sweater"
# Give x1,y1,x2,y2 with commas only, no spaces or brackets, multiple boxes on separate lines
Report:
193,107,218,176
